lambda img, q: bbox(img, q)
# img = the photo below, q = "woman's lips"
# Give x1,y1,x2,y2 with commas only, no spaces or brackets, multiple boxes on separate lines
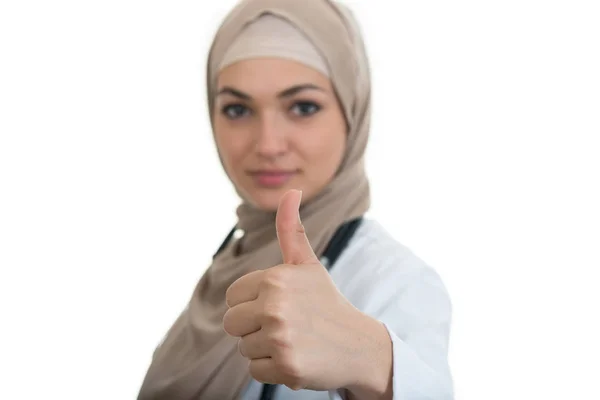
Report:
249,170,297,187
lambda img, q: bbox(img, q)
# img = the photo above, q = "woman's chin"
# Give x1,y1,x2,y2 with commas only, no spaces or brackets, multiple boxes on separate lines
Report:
244,189,286,212
248,183,312,212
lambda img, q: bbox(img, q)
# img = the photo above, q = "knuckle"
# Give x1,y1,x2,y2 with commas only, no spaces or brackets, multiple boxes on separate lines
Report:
262,301,287,324
277,356,304,389
267,329,293,351
262,268,288,288
295,223,306,235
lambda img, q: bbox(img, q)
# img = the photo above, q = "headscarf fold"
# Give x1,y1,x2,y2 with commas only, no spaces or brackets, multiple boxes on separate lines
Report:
137,1,372,398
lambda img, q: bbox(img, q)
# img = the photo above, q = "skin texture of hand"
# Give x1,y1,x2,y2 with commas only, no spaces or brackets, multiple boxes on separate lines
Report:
223,190,393,398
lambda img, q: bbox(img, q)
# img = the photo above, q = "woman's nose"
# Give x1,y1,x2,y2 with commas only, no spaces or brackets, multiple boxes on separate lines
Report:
254,114,288,159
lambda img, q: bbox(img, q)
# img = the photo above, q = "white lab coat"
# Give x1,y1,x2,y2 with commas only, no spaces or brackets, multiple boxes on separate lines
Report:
239,218,454,400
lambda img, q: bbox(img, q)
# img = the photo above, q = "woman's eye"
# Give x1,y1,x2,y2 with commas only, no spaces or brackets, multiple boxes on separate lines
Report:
221,104,250,119
290,101,321,117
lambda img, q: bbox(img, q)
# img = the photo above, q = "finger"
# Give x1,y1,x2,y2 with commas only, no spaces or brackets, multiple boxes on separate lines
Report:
249,358,305,391
223,300,261,337
238,329,270,359
226,269,264,307
275,189,318,265
249,357,278,385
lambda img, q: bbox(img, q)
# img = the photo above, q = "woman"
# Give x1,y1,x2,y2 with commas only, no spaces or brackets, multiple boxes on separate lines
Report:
138,0,453,399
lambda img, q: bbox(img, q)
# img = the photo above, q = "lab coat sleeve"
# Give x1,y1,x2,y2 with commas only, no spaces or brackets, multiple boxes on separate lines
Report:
329,260,454,400
380,264,454,400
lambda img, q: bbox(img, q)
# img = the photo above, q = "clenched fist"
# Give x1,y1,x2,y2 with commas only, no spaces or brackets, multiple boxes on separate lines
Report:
223,190,393,397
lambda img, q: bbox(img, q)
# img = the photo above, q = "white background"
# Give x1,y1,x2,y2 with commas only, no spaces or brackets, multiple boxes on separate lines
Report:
1,0,599,399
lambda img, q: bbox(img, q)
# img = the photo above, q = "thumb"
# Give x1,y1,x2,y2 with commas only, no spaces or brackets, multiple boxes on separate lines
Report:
276,189,318,265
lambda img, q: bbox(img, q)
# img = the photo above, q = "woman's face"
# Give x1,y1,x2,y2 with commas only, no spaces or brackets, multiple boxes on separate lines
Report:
213,58,347,211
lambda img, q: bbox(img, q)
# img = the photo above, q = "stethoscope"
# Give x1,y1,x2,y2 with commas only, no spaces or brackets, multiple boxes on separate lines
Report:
214,217,364,400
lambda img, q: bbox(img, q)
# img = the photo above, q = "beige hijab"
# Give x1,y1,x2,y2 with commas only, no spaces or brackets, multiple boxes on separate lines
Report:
137,1,372,399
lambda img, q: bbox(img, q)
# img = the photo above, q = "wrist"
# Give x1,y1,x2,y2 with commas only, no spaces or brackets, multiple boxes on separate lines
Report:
344,313,393,400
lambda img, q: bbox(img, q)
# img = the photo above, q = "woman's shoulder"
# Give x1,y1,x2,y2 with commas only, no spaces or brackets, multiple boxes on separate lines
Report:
335,217,432,276
330,217,451,314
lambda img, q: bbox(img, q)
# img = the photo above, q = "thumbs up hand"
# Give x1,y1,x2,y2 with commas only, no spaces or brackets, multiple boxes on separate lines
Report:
223,190,392,396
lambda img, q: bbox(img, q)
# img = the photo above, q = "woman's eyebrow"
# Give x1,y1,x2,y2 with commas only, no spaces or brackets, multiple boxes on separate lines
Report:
278,84,325,98
217,84,325,101
217,87,251,100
